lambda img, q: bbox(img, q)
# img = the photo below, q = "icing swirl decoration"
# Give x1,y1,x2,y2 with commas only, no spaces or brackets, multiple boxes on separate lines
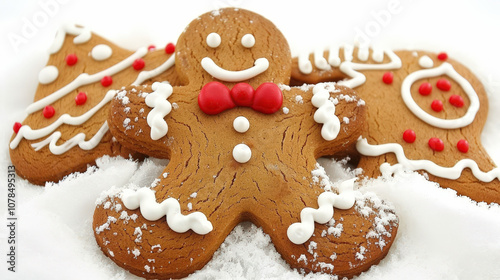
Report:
145,82,173,140
121,188,213,235
311,84,341,141
287,178,356,244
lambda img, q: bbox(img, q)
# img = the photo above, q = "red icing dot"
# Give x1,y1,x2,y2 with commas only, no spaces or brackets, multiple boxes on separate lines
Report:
437,52,448,61
457,139,469,153
418,82,432,96
165,43,175,54
147,45,156,51
13,122,22,134
449,95,464,107
428,137,444,152
403,129,416,143
382,72,394,84
65,54,78,66
101,76,113,87
75,92,87,105
43,105,55,119
133,58,145,70
436,78,451,91
431,99,443,112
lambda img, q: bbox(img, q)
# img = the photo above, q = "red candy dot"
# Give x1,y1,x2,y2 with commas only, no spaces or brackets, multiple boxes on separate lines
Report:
101,76,113,87
382,71,394,84
75,92,87,105
431,99,443,112
43,105,55,119
147,45,156,51
436,78,451,91
230,83,255,107
418,82,432,96
65,54,78,66
428,137,444,152
449,95,464,107
165,43,175,54
13,122,22,134
437,52,448,61
133,58,145,70
457,139,469,153
403,129,416,143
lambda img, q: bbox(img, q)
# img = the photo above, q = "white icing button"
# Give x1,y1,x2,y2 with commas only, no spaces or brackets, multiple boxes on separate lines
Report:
91,44,113,61
206,33,221,48
233,116,250,133
241,34,255,48
38,65,59,84
233,144,251,163
418,55,434,68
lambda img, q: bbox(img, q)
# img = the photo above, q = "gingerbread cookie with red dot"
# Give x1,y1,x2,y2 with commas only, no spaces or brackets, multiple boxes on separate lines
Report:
93,8,398,279
292,45,500,204
9,24,180,185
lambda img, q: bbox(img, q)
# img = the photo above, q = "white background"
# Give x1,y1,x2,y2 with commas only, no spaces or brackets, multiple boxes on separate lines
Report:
1,0,500,279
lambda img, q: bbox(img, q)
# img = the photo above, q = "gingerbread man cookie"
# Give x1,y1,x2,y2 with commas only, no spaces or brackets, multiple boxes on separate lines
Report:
292,45,500,203
9,24,180,185
93,9,398,279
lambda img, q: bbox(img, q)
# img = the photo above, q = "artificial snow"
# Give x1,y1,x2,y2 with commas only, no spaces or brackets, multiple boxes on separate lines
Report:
2,1,500,280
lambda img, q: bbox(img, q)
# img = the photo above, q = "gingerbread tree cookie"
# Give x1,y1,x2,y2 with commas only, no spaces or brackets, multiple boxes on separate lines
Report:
9,24,179,185
292,45,500,203
93,9,398,279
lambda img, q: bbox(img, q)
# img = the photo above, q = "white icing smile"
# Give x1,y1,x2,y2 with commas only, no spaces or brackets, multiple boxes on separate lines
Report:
201,57,269,82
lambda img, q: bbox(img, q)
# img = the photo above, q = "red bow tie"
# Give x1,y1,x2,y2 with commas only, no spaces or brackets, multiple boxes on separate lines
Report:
198,81,283,115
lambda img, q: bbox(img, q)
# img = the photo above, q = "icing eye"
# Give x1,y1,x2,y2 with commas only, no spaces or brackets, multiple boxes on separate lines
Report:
241,34,255,48
206,33,221,48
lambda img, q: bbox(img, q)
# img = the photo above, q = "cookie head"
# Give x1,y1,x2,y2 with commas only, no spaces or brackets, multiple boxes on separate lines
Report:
175,8,292,87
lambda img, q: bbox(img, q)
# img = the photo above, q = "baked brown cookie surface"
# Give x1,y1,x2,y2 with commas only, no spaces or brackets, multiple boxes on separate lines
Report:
9,25,179,185
93,8,398,279
292,46,500,203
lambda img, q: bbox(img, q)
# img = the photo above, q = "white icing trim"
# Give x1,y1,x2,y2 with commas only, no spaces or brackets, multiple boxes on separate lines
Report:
298,45,402,88
356,138,500,182
401,62,479,129
132,54,175,86
145,82,173,140
201,57,269,82
311,84,341,141
122,188,213,235
49,23,92,54
26,47,148,114
31,121,109,155
10,90,116,149
314,48,330,70
287,178,356,244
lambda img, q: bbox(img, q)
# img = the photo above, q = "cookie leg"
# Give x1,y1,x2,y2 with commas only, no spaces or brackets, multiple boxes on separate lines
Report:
93,193,236,279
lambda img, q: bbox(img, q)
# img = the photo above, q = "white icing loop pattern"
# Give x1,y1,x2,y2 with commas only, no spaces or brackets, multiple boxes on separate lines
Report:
311,84,341,141
145,82,173,140
401,62,479,129
287,178,356,244
31,122,109,155
201,57,269,82
356,138,500,182
49,23,92,54
122,188,213,235
298,44,402,88
10,90,117,150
